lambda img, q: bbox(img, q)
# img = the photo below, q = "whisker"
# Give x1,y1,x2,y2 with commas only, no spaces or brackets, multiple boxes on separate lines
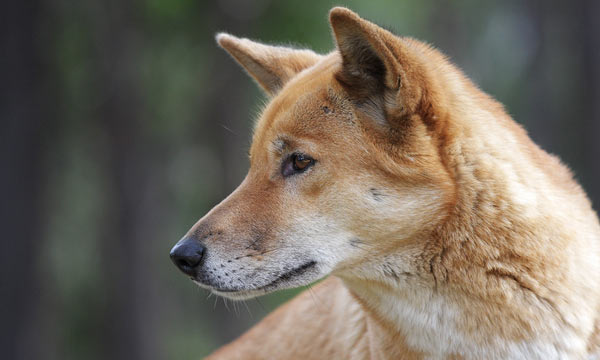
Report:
242,300,253,319
234,245,294,260
307,283,326,311
220,123,237,135
258,247,289,255
254,298,267,312
224,298,230,313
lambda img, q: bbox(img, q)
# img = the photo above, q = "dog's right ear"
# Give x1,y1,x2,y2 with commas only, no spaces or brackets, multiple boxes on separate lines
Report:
216,33,322,96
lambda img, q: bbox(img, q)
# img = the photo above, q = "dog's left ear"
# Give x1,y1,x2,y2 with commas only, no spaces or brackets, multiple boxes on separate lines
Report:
329,7,426,114
216,33,322,96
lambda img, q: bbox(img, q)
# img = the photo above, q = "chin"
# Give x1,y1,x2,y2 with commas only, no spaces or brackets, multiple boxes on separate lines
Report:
211,288,269,301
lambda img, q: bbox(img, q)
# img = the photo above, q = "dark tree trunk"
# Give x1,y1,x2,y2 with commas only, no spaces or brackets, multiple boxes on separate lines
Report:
0,0,55,359
89,1,161,359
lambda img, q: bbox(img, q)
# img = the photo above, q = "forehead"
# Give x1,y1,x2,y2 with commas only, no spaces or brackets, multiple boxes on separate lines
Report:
250,55,354,152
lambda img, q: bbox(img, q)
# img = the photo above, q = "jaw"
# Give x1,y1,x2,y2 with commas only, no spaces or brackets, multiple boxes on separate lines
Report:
211,287,269,301
194,260,321,301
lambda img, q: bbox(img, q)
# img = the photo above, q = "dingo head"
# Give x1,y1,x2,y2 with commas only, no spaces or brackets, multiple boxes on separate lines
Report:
170,7,455,300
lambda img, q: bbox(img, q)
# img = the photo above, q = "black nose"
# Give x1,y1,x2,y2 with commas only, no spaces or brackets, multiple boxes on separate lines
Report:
170,237,206,276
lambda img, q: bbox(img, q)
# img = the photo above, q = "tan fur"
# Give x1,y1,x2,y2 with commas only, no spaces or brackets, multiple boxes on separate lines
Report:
177,7,600,359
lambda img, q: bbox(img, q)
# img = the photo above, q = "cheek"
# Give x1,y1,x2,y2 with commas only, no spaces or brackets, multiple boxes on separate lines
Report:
279,210,357,265
294,166,334,199
291,159,349,208
304,178,327,198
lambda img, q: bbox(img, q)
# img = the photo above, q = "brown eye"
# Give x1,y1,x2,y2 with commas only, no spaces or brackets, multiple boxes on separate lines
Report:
282,153,315,177
293,154,312,171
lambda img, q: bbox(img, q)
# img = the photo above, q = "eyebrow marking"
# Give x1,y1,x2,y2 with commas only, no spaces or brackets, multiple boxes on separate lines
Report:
271,138,288,154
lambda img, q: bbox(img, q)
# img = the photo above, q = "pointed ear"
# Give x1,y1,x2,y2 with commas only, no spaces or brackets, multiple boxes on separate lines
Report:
216,33,322,96
329,8,418,98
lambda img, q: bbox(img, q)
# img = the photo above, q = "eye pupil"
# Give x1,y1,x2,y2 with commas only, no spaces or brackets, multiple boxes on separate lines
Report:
294,155,312,170
293,154,312,170
282,153,315,177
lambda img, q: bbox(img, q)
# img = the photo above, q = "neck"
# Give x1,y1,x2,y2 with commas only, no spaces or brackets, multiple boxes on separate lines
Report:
339,263,467,358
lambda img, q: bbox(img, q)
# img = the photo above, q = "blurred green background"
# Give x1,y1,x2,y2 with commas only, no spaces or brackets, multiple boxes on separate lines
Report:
2,0,599,359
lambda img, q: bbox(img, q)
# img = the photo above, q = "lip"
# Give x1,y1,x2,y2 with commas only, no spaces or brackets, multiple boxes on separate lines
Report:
205,260,317,296
259,260,317,290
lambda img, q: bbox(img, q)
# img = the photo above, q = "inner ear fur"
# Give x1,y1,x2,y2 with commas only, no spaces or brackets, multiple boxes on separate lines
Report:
328,7,428,116
216,33,322,96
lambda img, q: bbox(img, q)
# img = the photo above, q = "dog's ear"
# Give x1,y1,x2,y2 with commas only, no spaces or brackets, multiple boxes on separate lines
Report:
329,7,426,115
216,33,322,96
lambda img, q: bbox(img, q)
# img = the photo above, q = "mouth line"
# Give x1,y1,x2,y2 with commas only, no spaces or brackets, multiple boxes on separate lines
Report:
211,260,317,294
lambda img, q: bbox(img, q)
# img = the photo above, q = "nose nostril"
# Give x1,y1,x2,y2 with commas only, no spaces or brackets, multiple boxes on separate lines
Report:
176,258,192,269
176,253,202,268
170,237,206,276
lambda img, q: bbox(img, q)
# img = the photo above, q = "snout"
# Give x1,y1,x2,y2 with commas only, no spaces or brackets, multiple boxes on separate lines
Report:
170,237,206,276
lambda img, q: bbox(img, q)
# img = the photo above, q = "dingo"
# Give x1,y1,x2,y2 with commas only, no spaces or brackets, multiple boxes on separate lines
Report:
170,7,600,359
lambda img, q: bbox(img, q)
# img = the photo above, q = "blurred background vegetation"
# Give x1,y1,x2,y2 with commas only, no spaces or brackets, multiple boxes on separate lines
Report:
2,0,599,359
